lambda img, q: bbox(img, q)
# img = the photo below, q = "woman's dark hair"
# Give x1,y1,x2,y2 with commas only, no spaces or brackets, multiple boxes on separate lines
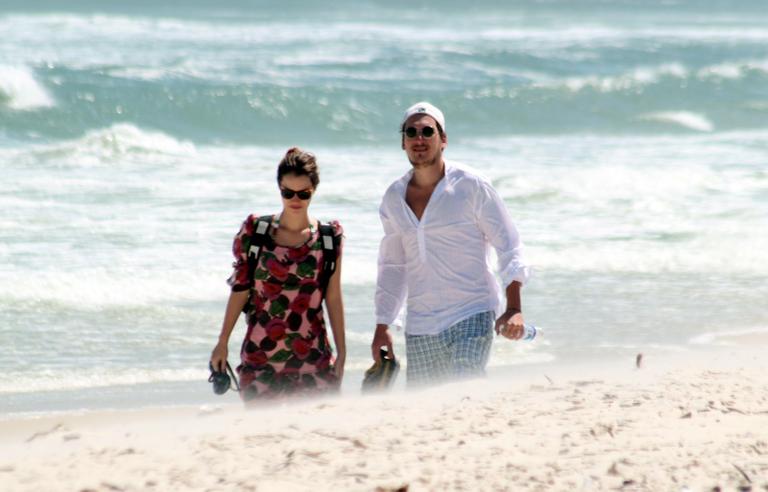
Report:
276,147,319,188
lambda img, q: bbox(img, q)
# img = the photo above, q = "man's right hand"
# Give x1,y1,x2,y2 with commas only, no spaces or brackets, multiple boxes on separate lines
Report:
210,341,228,372
371,324,394,362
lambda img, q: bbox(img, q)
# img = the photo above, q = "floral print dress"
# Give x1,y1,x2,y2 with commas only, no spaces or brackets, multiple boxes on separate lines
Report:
228,214,342,401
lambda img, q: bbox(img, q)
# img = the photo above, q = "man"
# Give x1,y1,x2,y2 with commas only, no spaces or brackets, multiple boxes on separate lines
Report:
371,101,530,386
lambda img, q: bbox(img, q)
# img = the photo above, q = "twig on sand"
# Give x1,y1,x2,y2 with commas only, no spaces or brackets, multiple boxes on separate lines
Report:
100,483,125,492
733,463,751,483
25,424,63,443
726,407,748,415
544,374,554,385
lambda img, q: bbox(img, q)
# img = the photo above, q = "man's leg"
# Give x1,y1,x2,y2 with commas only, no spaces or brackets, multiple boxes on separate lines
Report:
449,311,495,379
405,332,451,387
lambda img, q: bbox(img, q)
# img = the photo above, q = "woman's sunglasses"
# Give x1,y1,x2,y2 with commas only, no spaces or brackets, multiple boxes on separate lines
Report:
403,126,436,139
280,188,313,200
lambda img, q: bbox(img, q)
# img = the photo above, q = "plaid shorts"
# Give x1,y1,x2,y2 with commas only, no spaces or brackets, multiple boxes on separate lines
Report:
405,311,494,386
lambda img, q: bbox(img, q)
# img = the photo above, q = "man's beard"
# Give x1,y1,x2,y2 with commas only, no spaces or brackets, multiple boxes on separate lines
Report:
409,149,442,169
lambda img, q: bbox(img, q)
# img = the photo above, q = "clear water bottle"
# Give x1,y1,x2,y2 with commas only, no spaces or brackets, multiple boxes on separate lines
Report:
522,324,541,341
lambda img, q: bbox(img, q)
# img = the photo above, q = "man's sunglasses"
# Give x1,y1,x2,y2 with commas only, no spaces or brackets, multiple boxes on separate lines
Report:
403,126,437,139
280,188,312,200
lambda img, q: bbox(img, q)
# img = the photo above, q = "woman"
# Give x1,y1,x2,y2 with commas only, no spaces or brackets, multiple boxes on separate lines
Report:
210,147,345,401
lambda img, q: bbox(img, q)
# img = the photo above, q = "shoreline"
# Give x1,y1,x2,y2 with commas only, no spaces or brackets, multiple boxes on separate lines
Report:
2,341,765,420
2,344,768,491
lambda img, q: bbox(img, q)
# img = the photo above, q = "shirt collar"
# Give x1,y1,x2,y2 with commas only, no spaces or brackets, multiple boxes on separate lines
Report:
396,160,456,188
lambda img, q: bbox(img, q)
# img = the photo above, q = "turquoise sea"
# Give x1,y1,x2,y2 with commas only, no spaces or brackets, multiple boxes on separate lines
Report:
2,0,767,416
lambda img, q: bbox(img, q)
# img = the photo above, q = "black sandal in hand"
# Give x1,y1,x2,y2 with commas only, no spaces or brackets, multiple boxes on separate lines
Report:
208,361,241,395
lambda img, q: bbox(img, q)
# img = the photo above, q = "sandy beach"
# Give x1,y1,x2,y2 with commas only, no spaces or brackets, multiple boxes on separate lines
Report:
2,347,767,492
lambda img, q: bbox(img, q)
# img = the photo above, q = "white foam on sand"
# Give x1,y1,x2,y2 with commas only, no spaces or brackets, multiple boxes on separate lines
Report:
690,325,768,346
0,368,206,395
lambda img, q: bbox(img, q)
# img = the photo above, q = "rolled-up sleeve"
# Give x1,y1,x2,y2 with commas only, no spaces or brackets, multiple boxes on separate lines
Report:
375,200,408,325
475,181,530,286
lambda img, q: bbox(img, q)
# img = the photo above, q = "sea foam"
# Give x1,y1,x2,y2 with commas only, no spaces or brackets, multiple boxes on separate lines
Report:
23,124,197,168
0,65,54,110
0,367,206,394
556,63,689,93
638,111,714,132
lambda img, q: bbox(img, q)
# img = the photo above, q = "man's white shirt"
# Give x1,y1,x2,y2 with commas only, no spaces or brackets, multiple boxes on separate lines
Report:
375,161,530,336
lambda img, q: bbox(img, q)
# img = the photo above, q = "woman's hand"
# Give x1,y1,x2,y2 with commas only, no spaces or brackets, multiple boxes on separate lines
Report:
212,290,248,371
334,351,346,381
210,341,229,372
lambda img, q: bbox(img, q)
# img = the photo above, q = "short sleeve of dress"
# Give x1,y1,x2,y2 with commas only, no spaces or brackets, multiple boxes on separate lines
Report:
330,220,344,258
227,215,256,292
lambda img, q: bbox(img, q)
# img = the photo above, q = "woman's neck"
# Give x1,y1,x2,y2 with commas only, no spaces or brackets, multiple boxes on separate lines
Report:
277,210,311,232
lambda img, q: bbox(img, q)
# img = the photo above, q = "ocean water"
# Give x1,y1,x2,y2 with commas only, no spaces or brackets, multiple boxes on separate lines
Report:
2,0,767,416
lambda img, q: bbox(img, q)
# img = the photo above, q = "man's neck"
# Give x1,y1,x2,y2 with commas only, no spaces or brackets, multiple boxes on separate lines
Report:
410,158,445,189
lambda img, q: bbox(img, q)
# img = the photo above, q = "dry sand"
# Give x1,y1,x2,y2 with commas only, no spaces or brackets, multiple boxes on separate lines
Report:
2,348,767,492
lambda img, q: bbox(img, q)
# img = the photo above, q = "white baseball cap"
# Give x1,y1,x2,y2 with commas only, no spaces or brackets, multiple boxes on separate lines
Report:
401,101,445,132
